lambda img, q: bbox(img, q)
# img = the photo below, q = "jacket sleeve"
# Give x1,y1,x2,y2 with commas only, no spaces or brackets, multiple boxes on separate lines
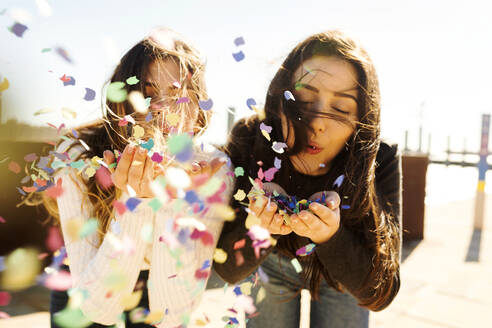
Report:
313,143,402,311
56,168,153,324
148,149,235,328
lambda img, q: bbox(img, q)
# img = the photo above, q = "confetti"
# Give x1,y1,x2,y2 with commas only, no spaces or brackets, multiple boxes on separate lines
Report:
167,133,193,156
234,36,245,47
133,125,145,139
0,216,5,224
41,48,51,52
46,226,63,252
176,97,190,104
198,98,213,110
165,167,191,189
62,76,76,86
150,152,163,163
79,218,98,238
0,292,11,306
107,81,127,103
95,166,113,189
34,108,54,116
35,0,52,16
263,167,278,182
172,81,181,88
284,90,295,101
260,123,272,133
61,107,77,119
8,161,21,174
246,98,256,110
333,174,345,188
148,198,162,212
1,248,41,291
234,295,256,314
121,290,143,311
261,130,271,141
53,308,91,327
233,239,246,250
296,243,316,256
55,47,73,64
213,248,227,263
198,177,222,197
272,142,288,154
24,153,38,162
291,258,302,273
232,51,245,62
10,22,28,37
0,77,9,92
233,189,246,201
141,223,153,243
126,76,139,85
166,113,180,127
234,167,244,177
128,91,148,113
341,204,351,210
256,286,266,304
126,197,142,211
274,157,282,169
140,138,154,151
45,271,72,291
113,200,127,215
83,88,96,101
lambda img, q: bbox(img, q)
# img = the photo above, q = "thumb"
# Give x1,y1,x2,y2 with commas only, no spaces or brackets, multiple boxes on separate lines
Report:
103,150,116,172
324,191,341,210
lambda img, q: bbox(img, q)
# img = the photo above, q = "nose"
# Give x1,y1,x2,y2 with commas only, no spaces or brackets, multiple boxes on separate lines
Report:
311,116,327,134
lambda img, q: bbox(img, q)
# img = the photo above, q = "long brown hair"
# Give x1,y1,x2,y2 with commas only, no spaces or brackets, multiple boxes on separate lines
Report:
28,28,210,247
228,30,400,309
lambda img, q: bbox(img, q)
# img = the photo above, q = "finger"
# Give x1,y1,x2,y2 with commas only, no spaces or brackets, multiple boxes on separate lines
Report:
190,161,201,175
210,157,226,176
324,191,341,210
249,196,267,217
127,146,147,191
103,150,115,170
139,156,154,197
308,202,339,227
269,213,291,235
113,144,135,188
298,210,325,231
259,200,277,229
198,160,212,177
290,214,310,236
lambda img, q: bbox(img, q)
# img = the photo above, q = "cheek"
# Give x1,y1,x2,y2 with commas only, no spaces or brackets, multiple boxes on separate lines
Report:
280,115,295,148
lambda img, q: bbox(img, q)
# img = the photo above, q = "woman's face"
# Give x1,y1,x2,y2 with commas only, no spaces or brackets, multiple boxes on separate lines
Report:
281,56,359,176
144,59,199,134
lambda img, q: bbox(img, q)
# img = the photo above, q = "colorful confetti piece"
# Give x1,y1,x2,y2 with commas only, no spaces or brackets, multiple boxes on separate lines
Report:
198,98,213,110
10,22,28,37
246,98,256,110
0,78,9,92
232,51,245,62
83,88,96,101
107,81,127,103
126,76,139,85
291,258,302,273
284,90,295,101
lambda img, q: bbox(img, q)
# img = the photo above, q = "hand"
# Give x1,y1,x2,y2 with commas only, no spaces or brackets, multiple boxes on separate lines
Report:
249,195,292,235
289,191,341,244
189,158,225,177
103,144,154,198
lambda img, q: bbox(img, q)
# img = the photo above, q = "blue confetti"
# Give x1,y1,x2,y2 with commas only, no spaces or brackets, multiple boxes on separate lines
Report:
83,88,95,101
233,286,242,295
284,90,295,101
341,204,351,210
333,174,345,188
201,259,211,270
246,98,256,110
198,99,213,110
234,36,245,47
140,138,154,151
126,197,142,211
185,190,199,204
232,51,245,62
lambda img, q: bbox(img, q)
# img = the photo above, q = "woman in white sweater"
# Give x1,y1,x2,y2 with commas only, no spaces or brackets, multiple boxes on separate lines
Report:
41,28,234,327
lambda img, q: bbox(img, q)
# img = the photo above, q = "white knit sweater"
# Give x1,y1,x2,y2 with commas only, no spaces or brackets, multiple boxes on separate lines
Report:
55,143,233,327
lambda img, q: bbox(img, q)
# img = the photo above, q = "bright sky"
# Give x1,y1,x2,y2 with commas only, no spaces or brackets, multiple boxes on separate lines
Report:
1,0,492,154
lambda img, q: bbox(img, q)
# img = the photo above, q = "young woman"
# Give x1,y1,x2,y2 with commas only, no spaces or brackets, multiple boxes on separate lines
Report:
38,28,233,327
214,30,401,327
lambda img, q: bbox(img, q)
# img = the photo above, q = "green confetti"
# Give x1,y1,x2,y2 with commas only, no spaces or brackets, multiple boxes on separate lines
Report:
126,76,139,85
198,177,222,197
79,218,98,238
291,258,302,273
145,97,151,108
167,134,193,155
107,82,127,103
70,159,85,169
141,223,153,243
234,167,244,177
51,161,67,169
148,198,162,212
41,48,51,53
109,162,117,169
53,307,92,328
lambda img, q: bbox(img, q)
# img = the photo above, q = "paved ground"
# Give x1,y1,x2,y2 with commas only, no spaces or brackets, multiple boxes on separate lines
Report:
1,196,490,327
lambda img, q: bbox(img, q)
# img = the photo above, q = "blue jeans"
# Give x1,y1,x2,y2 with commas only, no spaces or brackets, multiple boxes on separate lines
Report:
247,251,369,328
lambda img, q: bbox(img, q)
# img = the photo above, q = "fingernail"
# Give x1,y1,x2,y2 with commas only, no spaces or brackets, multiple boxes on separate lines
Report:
310,202,319,210
127,144,135,153
139,147,146,154
328,200,336,208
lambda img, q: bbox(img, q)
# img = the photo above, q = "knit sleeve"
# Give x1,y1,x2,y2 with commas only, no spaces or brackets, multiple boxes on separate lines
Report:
148,148,234,328
55,168,154,325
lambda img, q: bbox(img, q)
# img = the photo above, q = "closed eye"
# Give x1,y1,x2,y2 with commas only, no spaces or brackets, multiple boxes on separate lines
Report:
332,107,349,114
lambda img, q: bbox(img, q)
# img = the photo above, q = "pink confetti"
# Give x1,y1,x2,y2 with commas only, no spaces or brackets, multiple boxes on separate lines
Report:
24,153,38,162
0,292,11,306
190,228,205,240
113,200,127,215
46,226,64,252
8,161,21,174
234,295,256,314
233,239,246,250
194,269,210,280
0,216,5,223
176,97,190,104
263,167,278,182
118,118,128,126
45,177,64,198
151,152,163,163
95,167,113,190
201,231,214,246
257,167,264,181
44,271,72,291
235,251,244,266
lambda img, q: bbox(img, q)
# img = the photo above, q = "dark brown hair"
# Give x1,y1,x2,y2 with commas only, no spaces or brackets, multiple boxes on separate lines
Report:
229,30,400,310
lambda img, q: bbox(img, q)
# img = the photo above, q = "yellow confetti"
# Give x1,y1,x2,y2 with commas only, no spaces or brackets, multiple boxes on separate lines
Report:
166,113,180,127
0,77,9,91
211,204,235,221
128,90,148,114
240,281,253,295
1,248,41,291
256,286,266,303
133,125,145,139
261,129,271,141
33,108,54,116
195,318,207,326
65,217,84,241
61,107,77,119
121,290,143,311
213,248,228,263
85,166,96,178
144,310,164,324
233,189,246,201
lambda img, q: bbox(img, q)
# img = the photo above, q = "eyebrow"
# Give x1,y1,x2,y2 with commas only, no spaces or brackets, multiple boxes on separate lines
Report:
296,83,358,103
